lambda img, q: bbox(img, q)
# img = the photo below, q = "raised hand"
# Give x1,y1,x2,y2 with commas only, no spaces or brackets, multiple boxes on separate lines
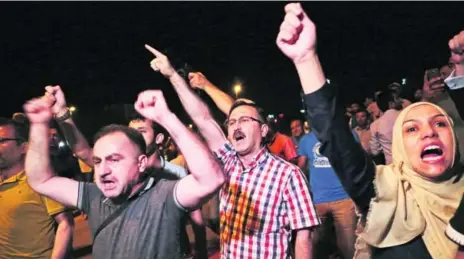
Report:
449,30,464,65
24,96,54,125
188,72,213,90
276,3,317,64
145,44,176,78
44,85,68,115
134,90,172,123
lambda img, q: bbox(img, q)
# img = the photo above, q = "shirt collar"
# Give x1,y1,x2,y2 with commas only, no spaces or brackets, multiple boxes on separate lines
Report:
0,170,26,185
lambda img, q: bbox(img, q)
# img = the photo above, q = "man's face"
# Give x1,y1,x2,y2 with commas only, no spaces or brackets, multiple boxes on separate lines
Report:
440,64,454,80
350,103,361,113
0,125,25,170
49,128,61,153
290,120,304,138
129,119,155,147
356,111,368,128
227,105,268,156
414,89,423,101
92,132,145,199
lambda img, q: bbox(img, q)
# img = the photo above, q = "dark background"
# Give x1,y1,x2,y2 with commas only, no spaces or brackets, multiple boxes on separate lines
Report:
1,2,463,138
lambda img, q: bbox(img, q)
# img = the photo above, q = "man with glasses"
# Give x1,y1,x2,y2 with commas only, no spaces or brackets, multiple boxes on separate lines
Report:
145,44,319,258
0,117,74,259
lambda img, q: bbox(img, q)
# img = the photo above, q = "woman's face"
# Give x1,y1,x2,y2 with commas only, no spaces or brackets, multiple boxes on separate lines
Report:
402,105,454,179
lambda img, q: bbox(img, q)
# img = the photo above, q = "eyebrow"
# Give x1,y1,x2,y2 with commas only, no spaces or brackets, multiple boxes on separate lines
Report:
402,114,446,125
92,153,124,161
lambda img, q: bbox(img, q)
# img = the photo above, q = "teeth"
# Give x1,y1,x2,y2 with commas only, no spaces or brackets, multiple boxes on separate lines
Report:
424,145,440,151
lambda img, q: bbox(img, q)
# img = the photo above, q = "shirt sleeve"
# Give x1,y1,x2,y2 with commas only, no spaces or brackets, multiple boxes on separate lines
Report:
284,136,298,161
297,137,307,157
214,141,236,166
42,196,67,216
283,167,320,230
77,182,101,214
303,82,377,215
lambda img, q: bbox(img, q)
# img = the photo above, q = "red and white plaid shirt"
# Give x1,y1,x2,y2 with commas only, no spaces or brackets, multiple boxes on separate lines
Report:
215,142,320,258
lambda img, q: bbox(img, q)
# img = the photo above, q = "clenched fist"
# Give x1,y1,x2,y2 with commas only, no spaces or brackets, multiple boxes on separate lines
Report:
24,96,54,125
145,44,176,78
44,85,68,115
449,30,464,65
134,90,172,124
276,3,317,64
188,72,213,90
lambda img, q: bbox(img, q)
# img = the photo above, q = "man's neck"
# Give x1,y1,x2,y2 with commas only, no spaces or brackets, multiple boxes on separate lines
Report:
147,151,162,168
0,162,25,181
238,148,263,168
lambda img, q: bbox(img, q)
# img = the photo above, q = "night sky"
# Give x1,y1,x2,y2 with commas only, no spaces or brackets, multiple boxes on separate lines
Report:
2,2,463,136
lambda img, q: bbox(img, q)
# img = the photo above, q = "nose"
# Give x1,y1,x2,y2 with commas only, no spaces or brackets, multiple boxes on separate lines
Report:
97,162,111,178
421,123,438,139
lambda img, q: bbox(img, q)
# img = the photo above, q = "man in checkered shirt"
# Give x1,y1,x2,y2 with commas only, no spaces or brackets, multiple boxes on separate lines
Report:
144,28,319,259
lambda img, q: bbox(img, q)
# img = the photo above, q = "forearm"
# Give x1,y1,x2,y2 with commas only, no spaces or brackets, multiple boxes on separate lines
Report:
26,124,55,187
294,231,312,259
169,72,215,125
57,118,93,166
159,113,224,187
51,218,74,259
203,83,235,115
295,54,327,95
304,83,376,213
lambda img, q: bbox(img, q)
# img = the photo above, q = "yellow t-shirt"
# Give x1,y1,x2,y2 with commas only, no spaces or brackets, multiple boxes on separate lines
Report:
0,171,66,259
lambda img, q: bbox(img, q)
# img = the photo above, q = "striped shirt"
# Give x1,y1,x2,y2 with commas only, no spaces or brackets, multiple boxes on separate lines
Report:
215,142,320,258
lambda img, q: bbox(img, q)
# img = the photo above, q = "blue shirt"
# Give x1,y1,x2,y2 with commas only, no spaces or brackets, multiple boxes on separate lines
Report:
298,131,359,204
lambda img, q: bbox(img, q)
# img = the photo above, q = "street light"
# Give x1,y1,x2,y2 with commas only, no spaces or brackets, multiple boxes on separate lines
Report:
69,106,77,113
233,83,242,99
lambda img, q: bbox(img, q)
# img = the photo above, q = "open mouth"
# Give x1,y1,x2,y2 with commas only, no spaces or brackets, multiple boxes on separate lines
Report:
233,131,246,142
420,145,444,162
101,179,116,190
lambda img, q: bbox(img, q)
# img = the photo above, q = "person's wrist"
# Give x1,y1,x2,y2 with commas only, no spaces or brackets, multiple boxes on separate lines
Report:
154,111,175,125
293,50,318,66
54,108,71,122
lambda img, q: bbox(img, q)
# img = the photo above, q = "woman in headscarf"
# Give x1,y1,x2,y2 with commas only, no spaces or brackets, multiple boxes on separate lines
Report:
275,3,464,258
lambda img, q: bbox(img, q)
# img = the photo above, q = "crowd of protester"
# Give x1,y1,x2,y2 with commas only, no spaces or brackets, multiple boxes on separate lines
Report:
1,2,464,259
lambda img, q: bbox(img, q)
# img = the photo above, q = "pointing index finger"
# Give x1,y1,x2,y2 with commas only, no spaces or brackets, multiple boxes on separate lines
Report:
145,44,165,57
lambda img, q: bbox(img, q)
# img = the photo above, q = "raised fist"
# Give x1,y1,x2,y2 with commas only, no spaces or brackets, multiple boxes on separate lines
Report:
44,85,68,115
188,72,212,90
276,3,317,64
134,90,172,123
145,44,176,78
449,30,464,65
23,96,54,125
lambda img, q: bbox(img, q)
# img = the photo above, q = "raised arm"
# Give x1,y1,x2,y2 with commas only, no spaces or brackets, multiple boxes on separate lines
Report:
189,72,235,115
276,3,376,212
144,45,227,152
134,90,225,210
23,94,79,208
44,86,94,167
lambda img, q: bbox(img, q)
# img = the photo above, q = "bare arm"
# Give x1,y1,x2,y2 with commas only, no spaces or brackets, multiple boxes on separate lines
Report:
189,72,235,115
145,45,227,152
57,116,94,167
134,90,225,210
51,211,74,259
297,156,307,172
44,86,94,167
294,229,312,259
24,95,80,208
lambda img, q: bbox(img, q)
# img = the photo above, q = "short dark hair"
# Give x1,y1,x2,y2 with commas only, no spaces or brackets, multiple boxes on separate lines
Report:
94,124,146,155
127,112,163,134
355,109,368,117
0,117,29,143
376,90,397,112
